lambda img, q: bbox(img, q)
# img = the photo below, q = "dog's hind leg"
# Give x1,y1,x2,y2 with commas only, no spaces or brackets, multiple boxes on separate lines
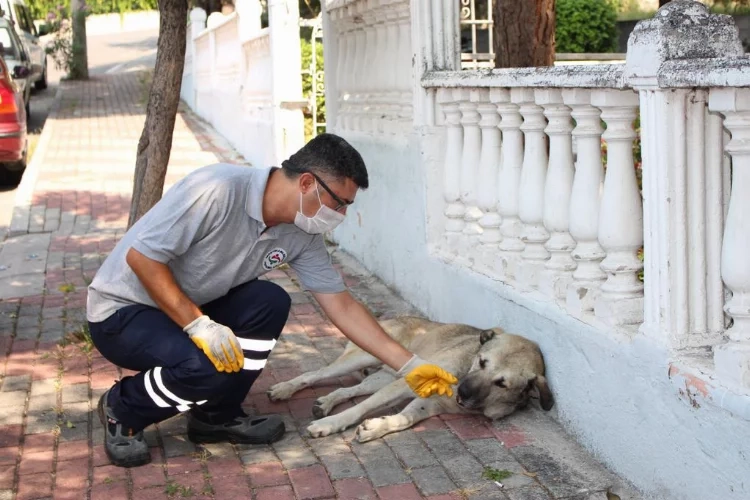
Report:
267,349,382,401
306,378,413,438
312,369,397,418
355,397,460,443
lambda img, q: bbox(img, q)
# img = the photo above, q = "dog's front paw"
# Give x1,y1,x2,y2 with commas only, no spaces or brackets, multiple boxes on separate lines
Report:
355,417,390,443
312,398,332,419
267,381,298,401
307,417,345,438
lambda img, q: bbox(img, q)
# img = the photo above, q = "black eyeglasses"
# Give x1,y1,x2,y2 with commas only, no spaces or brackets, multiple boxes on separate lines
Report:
307,172,353,212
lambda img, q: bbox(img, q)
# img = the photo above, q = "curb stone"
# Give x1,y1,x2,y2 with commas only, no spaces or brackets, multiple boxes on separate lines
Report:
8,84,64,239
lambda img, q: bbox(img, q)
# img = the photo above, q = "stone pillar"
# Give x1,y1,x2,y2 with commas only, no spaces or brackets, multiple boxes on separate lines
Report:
624,0,742,345
268,0,305,159
234,0,262,41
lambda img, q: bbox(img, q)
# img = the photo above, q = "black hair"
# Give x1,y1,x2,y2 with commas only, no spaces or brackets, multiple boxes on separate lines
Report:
281,133,369,189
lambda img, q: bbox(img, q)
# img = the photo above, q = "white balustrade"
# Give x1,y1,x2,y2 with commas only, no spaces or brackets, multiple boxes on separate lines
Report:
184,0,302,169
496,91,525,278
538,89,576,300
515,88,550,289
592,89,644,326
710,87,750,390
328,1,411,135
456,90,483,266
563,89,606,316
474,89,503,275
438,88,465,257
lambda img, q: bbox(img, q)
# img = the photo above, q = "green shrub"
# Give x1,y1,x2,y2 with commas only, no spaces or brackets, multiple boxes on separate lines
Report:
556,0,619,53
28,0,158,22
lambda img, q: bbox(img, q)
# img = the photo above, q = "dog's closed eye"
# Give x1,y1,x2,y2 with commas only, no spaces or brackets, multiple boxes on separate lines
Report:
494,377,506,388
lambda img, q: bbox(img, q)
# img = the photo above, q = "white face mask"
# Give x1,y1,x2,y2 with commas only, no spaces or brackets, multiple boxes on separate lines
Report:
294,182,345,234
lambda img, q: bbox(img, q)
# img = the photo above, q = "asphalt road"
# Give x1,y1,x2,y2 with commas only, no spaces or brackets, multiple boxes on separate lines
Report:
0,28,158,239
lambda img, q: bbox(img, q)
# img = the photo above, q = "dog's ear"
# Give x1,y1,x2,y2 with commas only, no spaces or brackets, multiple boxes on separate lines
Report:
532,374,554,411
479,329,496,345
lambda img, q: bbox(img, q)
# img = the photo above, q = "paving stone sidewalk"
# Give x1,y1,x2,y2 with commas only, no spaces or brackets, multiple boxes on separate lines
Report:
0,72,642,500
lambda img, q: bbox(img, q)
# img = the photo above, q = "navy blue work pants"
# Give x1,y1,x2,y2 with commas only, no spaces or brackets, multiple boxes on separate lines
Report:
88,279,291,431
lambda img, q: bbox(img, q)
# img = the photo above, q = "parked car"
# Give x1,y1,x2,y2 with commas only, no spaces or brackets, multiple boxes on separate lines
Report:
0,0,46,90
0,17,29,116
0,43,27,184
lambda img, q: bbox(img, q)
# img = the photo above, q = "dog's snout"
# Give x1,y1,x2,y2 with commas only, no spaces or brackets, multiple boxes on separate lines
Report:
458,382,471,401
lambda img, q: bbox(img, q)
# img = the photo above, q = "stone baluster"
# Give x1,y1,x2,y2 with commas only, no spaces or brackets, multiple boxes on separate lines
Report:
563,89,606,316
383,11,400,133
340,26,357,131
456,90,483,266
514,88,549,289
396,3,413,130
474,89,503,275
538,89,576,300
372,10,388,133
360,13,377,133
710,87,750,390
437,88,466,258
349,25,367,131
496,90,525,278
592,89,643,326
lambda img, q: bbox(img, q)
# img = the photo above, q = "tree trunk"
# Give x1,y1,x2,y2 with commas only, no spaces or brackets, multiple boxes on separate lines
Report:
493,0,555,68
69,0,88,79
128,0,188,228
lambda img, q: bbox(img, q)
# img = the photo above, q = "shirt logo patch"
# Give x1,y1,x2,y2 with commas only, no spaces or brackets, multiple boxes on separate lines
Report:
262,248,288,271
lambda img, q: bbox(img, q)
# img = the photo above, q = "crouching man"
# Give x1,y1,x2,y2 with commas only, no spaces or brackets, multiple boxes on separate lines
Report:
86,133,457,467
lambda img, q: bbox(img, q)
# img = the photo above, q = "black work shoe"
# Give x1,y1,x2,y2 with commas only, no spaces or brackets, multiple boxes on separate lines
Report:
97,389,151,468
186,411,285,445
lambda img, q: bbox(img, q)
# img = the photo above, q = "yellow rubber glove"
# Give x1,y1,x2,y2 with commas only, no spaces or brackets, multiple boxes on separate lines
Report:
397,355,458,398
183,315,244,373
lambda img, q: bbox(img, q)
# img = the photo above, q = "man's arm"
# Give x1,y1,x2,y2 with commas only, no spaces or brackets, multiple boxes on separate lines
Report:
125,247,202,328
312,290,414,371
126,247,243,373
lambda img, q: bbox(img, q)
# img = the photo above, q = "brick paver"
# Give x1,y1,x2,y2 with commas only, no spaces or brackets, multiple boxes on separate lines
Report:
0,71,643,499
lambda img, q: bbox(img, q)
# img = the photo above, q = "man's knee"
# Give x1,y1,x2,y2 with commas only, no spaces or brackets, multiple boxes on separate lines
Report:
172,352,236,399
253,280,292,333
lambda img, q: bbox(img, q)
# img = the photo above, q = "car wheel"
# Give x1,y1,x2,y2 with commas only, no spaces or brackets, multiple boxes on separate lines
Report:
0,155,25,185
34,64,48,90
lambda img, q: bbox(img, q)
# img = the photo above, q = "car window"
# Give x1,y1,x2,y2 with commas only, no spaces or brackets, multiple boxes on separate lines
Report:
0,26,20,59
21,6,34,36
0,0,9,21
12,5,28,33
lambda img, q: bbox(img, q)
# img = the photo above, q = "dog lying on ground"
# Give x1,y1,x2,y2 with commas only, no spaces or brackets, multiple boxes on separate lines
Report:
267,316,554,442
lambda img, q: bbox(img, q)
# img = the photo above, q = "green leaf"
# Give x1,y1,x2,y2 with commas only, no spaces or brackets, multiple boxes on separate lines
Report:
482,466,513,482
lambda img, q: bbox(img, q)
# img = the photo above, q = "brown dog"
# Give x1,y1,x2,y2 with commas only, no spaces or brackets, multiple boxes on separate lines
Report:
267,316,554,442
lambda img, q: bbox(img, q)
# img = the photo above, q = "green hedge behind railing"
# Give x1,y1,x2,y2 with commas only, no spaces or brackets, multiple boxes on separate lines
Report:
27,0,158,21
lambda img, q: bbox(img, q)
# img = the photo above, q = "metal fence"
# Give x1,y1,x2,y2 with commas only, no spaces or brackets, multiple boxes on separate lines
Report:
460,0,494,69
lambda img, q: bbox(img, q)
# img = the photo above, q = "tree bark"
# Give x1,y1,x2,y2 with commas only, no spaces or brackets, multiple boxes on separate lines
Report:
69,0,88,79
493,0,555,68
128,0,188,228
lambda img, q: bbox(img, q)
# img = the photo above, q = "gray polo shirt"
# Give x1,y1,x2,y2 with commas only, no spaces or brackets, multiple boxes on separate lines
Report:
86,163,347,323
